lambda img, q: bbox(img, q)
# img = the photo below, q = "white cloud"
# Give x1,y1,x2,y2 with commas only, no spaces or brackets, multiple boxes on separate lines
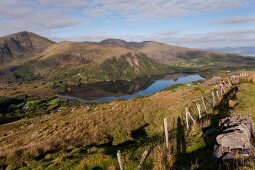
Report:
0,0,85,35
150,30,255,48
0,0,251,35
94,0,248,20
38,0,251,20
0,0,254,48
214,15,255,25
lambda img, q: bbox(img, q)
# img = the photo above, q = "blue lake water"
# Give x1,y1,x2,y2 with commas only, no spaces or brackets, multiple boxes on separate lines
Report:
58,74,204,103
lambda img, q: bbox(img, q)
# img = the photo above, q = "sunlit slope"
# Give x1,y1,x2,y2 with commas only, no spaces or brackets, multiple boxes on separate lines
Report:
1,33,255,86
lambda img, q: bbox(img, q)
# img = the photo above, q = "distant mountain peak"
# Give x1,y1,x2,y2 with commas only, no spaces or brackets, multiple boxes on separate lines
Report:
209,46,255,57
0,31,55,64
99,38,164,48
100,39,129,47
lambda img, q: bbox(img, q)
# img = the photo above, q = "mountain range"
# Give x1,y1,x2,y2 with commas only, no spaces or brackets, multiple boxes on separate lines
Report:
209,47,255,57
0,31,209,65
0,31,255,88
1,31,255,169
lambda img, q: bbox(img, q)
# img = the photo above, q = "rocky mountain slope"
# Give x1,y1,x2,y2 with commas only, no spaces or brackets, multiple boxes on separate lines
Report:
100,39,211,63
0,31,55,64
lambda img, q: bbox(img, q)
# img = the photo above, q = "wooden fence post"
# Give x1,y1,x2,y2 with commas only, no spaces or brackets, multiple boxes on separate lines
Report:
216,91,220,102
230,77,234,84
117,150,124,170
164,118,169,149
222,83,226,93
185,108,189,129
201,97,208,113
186,107,196,124
212,92,216,107
220,83,225,95
222,81,230,89
230,77,235,84
228,78,232,87
136,150,149,169
196,103,201,119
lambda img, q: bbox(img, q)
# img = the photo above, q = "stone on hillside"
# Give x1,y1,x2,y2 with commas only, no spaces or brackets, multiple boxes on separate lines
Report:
214,116,255,164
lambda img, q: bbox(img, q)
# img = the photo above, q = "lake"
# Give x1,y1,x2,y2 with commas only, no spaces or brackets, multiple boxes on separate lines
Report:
58,73,204,103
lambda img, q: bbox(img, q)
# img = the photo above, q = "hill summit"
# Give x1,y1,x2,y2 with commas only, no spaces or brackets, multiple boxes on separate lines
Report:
0,31,55,63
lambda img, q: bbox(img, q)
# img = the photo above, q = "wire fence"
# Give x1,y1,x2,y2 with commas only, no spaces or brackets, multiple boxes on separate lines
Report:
116,72,251,170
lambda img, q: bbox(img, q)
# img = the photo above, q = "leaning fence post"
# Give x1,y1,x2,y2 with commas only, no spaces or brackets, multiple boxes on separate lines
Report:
216,90,220,102
196,103,201,119
136,150,149,169
186,107,196,124
222,81,230,89
201,97,208,113
164,118,169,149
117,150,124,170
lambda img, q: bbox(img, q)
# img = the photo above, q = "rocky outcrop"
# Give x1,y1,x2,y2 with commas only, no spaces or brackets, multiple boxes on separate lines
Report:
214,116,255,164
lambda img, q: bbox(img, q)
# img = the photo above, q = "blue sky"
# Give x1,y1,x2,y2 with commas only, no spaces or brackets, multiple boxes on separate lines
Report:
0,0,255,48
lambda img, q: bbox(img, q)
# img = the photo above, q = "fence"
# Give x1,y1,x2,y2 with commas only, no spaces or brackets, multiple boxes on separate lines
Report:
116,72,250,169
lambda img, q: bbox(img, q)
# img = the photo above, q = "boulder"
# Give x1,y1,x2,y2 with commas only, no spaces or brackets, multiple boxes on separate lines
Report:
214,116,255,164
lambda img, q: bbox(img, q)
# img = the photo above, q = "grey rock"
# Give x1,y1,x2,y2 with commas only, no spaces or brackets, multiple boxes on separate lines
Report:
214,116,255,162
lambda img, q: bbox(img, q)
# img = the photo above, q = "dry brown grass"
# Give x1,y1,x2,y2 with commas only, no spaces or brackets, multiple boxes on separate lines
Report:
139,41,208,64
0,80,53,97
40,41,132,64
152,145,175,170
0,74,234,168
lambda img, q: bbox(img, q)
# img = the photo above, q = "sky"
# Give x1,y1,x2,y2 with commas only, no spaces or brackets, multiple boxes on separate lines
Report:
0,0,255,48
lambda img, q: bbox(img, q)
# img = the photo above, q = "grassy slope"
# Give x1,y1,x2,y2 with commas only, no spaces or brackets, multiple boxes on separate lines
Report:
0,80,208,169
7,52,169,86
1,73,255,169
168,74,255,170
1,35,255,169
231,83,255,121
3,69,233,170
